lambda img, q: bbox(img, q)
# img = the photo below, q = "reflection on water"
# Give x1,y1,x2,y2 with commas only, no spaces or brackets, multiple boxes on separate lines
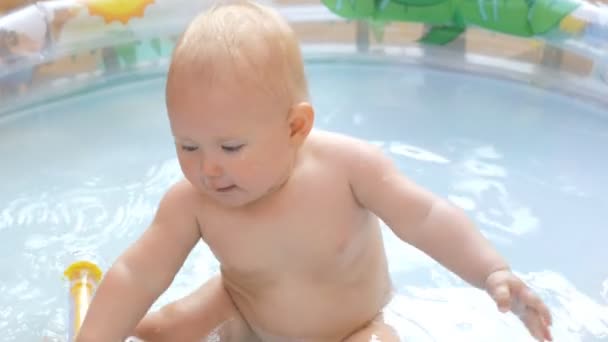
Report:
387,142,450,164
0,62,607,341
383,271,608,341
379,136,608,340
0,158,185,341
377,134,608,340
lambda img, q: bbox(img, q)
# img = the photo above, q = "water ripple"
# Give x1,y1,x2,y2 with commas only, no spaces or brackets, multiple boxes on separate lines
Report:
0,158,184,342
384,270,608,341
388,142,451,164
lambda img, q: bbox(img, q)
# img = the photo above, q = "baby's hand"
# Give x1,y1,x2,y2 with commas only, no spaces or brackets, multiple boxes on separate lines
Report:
485,269,553,341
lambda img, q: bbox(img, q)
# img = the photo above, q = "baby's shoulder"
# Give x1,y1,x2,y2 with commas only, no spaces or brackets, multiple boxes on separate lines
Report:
149,179,203,234
307,129,384,164
305,130,396,185
159,178,204,212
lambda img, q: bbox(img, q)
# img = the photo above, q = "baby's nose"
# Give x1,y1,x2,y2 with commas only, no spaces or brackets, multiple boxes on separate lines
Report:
200,158,222,178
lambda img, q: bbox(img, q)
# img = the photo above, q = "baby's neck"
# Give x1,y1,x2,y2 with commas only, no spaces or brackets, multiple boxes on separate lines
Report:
243,148,302,210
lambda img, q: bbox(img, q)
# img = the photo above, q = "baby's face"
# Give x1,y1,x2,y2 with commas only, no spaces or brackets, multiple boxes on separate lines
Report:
167,81,296,207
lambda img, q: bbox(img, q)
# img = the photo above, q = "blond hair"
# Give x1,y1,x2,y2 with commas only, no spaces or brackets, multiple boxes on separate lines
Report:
167,1,309,108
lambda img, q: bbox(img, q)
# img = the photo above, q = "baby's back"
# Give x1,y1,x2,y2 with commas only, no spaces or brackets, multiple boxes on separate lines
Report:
196,131,393,341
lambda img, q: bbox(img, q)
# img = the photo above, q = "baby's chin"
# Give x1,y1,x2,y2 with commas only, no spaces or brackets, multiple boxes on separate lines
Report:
203,187,265,208
196,179,286,208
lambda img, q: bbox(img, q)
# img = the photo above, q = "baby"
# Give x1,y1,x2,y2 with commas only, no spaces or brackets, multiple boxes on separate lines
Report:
76,1,553,341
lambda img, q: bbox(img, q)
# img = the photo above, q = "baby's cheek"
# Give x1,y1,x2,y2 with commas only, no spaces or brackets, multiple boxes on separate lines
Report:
178,158,198,178
240,158,273,183
238,158,263,176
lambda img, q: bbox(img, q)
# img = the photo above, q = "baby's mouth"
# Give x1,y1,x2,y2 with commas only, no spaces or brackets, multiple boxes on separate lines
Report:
216,185,237,192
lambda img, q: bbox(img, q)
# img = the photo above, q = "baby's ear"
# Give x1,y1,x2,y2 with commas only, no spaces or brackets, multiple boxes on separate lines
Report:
288,102,314,146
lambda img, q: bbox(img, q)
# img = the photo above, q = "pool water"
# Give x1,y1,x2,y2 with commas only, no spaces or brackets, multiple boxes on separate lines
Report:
1,59,607,341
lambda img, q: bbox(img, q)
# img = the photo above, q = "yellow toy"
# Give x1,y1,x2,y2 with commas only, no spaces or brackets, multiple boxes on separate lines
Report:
78,0,155,24
63,261,103,341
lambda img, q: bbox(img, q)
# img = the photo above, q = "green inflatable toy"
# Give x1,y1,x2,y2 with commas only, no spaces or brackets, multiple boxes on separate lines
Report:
321,0,581,45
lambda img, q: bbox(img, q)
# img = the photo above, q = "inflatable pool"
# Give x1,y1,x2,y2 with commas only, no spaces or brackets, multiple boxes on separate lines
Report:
0,0,606,341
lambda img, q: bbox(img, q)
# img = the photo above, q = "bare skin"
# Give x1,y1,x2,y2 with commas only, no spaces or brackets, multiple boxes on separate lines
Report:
135,130,398,342
79,129,551,341
75,2,553,342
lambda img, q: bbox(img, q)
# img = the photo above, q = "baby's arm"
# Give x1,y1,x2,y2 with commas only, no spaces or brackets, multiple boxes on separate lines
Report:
342,137,551,340
344,140,508,289
76,181,202,342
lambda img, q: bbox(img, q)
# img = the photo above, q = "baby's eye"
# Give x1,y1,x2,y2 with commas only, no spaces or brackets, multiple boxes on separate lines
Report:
221,144,244,153
181,145,198,152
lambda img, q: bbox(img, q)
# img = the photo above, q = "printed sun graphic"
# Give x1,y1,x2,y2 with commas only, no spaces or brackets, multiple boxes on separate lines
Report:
81,0,155,24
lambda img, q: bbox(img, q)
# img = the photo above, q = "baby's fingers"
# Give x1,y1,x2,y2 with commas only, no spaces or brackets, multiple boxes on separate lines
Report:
520,287,552,326
520,306,553,342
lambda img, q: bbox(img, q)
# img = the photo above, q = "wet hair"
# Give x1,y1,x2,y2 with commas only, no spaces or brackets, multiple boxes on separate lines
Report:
167,0,309,109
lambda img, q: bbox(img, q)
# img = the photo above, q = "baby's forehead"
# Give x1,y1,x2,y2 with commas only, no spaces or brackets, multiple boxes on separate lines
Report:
167,79,284,117
167,57,290,107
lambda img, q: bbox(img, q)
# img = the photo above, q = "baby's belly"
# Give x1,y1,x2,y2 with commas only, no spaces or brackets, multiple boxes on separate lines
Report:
223,266,392,341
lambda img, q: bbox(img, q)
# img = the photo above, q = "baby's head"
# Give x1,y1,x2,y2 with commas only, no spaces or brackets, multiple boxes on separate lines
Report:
166,1,314,207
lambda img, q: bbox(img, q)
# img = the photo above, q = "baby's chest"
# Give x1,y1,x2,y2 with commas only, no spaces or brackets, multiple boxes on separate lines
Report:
201,199,369,275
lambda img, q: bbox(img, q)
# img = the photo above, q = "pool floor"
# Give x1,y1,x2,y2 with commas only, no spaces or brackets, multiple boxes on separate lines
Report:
0,60,607,341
